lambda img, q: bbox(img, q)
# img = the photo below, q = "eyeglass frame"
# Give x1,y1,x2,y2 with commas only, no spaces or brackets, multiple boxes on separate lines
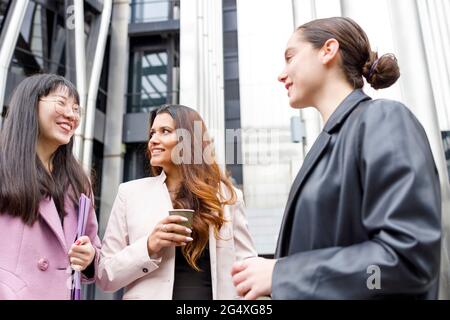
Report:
38,97,84,119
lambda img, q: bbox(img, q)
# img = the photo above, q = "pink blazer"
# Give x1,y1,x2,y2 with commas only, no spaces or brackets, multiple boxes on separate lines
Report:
97,171,257,299
0,195,101,299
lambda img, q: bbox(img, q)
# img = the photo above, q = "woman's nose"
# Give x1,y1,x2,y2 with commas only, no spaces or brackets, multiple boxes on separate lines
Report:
63,107,77,120
278,71,287,83
149,133,158,144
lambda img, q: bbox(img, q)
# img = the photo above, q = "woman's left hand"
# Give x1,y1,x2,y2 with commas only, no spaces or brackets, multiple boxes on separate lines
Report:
68,236,96,272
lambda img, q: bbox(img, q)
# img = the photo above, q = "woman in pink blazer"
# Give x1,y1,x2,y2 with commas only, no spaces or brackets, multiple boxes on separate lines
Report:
0,74,101,299
97,105,257,299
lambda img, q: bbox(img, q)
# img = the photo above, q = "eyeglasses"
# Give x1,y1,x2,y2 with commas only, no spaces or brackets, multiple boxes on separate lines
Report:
39,98,83,119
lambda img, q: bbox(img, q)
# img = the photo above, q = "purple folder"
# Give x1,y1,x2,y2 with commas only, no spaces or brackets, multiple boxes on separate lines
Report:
71,194,91,300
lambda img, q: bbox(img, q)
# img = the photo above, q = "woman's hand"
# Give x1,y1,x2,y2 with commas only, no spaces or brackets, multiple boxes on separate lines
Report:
231,257,277,300
68,236,96,272
147,215,193,257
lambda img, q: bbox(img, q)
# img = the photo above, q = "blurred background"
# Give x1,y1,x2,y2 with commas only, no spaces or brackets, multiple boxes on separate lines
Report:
0,0,449,299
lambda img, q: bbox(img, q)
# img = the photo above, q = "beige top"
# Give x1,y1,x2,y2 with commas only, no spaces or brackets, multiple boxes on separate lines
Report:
96,171,257,299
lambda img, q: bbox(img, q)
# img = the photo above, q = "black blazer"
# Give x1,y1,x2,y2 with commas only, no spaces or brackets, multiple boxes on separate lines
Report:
273,89,441,299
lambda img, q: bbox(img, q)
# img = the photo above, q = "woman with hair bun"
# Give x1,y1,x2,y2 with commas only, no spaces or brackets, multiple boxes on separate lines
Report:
232,17,441,299
97,104,256,300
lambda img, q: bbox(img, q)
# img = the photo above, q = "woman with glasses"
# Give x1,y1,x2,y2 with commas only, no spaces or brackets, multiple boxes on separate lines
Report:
0,74,101,299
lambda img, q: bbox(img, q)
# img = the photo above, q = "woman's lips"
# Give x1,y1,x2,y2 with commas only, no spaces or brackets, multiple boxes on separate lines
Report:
57,122,72,132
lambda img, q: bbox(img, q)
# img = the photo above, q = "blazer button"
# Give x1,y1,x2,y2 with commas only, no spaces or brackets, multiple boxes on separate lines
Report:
143,268,148,273
37,258,49,271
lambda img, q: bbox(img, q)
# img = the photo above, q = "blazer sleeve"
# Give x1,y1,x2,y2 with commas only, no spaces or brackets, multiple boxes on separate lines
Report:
96,184,162,292
232,188,257,261
81,201,102,284
272,101,441,299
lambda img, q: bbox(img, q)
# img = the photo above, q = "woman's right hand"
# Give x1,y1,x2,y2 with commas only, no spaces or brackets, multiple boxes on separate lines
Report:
147,215,193,257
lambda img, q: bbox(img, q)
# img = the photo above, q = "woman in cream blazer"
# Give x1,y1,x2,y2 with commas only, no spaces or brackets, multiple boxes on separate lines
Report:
97,105,256,299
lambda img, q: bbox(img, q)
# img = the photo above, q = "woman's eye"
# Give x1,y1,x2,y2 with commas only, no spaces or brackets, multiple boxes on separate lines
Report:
57,101,65,106
163,129,170,134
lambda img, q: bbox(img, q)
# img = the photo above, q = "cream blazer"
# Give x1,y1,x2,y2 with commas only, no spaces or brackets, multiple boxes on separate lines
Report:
97,171,257,299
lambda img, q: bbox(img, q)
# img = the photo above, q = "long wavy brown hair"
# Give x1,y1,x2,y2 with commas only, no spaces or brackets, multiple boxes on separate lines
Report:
148,104,237,271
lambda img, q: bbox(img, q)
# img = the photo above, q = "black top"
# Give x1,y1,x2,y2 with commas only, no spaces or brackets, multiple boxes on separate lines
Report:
172,244,213,300
273,89,441,299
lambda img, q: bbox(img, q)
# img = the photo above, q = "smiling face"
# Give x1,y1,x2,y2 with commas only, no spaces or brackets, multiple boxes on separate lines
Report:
277,31,326,109
37,86,80,152
148,112,179,172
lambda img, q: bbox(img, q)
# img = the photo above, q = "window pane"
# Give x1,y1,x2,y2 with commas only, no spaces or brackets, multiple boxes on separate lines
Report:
30,4,44,69
131,0,170,23
129,51,168,113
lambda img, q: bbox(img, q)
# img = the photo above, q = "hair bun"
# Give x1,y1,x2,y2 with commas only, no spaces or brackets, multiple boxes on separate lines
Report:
363,52,400,89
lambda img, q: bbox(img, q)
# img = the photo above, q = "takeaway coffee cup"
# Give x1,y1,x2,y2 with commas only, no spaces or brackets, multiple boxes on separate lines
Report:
169,209,195,229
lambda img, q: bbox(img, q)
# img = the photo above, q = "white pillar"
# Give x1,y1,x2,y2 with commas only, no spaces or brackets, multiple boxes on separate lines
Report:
388,0,450,299
82,0,113,174
180,0,225,166
99,0,130,238
416,0,450,130
180,0,199,109
73,0,87,161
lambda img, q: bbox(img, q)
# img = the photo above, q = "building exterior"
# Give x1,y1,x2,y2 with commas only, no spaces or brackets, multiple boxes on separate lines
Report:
1,0,450,299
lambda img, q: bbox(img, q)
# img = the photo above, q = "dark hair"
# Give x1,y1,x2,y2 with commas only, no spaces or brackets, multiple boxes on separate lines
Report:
148,104,237,271
296,17,400,90
0,74,92,225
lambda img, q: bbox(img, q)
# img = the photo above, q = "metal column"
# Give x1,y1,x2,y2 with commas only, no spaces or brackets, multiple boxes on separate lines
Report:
73,0,87,161
82,0,113,173
0,0,29,130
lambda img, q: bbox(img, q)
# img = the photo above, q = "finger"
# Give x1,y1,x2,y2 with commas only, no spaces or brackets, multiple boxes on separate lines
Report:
232,269,248,287
244,289,259,300
235,280,251,297
157,239,186,249
154,224,164,233
70,257,86,266
75,236,91,246
163,223,192,235
162,215,189,224
69,244,92,255
231,261,247,276
68,250,92,261
71,264,83,272
159,231,193,244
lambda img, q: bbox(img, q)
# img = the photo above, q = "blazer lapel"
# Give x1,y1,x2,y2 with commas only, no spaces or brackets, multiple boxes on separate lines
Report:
275,89,371,257
275,131,331,257
63,195,79,247
208,226,217,300
39,197,68,252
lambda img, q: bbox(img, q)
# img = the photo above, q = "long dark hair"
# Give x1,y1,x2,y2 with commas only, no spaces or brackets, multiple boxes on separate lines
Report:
0,74,92,225
148,104,237,271
297,17,400,89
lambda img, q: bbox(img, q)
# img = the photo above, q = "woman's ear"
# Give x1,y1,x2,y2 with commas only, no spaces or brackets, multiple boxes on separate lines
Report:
320,38,340,65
